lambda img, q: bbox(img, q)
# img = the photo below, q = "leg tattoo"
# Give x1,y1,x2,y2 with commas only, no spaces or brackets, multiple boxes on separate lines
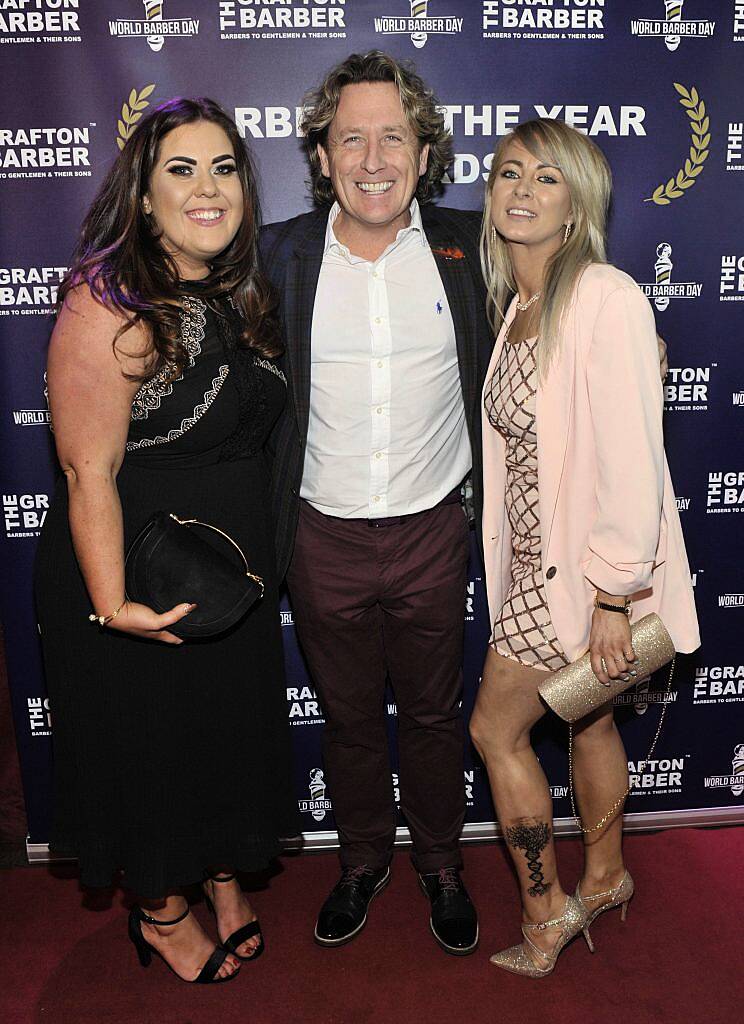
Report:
505,822,552,898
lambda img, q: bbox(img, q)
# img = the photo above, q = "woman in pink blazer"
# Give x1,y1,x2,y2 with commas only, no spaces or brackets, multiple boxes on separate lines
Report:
469,118,699,978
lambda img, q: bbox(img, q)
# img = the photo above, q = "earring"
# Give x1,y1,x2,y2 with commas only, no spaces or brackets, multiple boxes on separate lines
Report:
142,198,152,215
563,222,573,244
491,225,497,245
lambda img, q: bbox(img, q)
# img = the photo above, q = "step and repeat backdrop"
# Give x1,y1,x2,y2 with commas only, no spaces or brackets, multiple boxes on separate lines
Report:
1,0,743,858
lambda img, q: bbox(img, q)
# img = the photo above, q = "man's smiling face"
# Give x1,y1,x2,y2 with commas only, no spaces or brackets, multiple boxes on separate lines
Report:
318,81,429,244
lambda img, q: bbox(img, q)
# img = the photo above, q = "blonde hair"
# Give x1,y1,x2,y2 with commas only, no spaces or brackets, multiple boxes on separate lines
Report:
479,118,612,378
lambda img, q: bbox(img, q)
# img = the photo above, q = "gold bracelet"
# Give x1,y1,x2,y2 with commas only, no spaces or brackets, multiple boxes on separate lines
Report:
88,600,125,627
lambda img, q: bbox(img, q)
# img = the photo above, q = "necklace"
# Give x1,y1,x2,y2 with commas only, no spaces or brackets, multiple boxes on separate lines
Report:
515,291,541,311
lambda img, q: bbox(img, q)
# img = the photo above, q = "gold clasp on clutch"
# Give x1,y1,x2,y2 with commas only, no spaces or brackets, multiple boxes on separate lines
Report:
169,513,264,595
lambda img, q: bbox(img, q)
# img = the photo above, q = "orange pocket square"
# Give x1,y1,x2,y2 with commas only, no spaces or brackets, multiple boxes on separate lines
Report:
431,246,465,261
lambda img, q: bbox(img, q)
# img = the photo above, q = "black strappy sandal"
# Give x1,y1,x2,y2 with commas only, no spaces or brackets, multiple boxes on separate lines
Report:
128,904,240,983
203,873,265,962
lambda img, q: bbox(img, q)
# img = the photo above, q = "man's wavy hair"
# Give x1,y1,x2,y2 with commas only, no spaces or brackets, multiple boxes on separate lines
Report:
57,96,281,381
300,51,452,207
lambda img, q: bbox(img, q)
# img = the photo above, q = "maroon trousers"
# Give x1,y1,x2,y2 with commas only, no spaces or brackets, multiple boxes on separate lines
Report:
287,498,470,873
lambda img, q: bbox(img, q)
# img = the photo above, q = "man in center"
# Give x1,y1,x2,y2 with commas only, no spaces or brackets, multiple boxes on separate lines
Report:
262,51,492,955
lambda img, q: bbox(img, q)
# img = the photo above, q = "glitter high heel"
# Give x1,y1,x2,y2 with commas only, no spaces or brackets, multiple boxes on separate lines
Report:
489,895,592,978
576,869,634,930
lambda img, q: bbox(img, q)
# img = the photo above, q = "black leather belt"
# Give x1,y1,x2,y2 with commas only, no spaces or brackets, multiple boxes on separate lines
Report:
366,486,463,528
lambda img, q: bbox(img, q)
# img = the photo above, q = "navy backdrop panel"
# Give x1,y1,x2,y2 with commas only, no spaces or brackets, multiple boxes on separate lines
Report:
1,0,743,849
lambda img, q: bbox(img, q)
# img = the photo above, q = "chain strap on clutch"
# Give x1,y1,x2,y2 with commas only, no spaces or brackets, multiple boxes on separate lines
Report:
568,654,676,834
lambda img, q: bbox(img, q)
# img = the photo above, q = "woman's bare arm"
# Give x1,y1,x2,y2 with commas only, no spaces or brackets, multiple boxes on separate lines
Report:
48,286,194,643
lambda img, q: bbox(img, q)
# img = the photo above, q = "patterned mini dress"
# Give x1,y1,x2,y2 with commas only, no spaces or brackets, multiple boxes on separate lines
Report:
484,335,569,672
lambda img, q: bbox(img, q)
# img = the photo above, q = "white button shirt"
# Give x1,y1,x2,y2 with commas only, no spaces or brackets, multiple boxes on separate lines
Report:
300,200,472,519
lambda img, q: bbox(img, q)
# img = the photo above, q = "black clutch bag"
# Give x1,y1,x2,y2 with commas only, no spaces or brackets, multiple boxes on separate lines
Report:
125,512,264,639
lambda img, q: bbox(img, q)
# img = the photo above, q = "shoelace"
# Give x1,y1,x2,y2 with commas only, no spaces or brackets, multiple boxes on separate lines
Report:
338,865,374,889
437,867,460,893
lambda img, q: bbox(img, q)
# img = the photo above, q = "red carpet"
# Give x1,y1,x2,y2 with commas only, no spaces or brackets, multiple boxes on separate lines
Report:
1,828,741,1024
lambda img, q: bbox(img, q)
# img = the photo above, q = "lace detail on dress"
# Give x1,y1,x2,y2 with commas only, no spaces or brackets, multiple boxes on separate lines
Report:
126,364,230,451
254,357,286,384
216,307,284,462
130,296,207,421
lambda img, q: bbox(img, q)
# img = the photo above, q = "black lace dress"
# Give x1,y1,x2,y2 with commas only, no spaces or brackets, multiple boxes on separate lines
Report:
35,286,299,897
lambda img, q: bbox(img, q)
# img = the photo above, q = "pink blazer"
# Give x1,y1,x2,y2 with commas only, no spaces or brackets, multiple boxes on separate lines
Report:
481,263,700,662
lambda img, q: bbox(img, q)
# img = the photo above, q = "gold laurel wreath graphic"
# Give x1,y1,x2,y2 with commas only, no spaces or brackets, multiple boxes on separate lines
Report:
644,84,710,205
116,84,156,151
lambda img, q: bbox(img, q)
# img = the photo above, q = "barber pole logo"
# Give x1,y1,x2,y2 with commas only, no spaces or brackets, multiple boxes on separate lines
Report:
638,243,703,310
373,1,464,48
410,0,429,47
664,0,684,51
632,676,650,715
614,677,678,715
630,1,716,50
143,0,164,51
299,768,330,821
653,243,672,310
108,1,199,49
703,746,744,797
732,746,744,796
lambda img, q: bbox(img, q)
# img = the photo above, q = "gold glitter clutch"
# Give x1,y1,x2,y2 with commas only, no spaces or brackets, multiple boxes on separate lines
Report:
538,613,675,723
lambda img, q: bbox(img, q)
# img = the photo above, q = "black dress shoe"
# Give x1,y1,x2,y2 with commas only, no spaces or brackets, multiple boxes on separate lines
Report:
314,865,391,947
418,867,479,956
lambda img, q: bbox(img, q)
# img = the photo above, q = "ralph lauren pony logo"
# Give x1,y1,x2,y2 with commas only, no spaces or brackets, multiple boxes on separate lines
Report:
431,246,465,261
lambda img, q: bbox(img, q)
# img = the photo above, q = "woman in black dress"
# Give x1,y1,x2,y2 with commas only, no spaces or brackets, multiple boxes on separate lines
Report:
34,98,298,984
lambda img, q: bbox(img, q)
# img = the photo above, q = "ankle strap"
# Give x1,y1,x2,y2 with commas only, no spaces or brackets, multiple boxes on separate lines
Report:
137,905,190,927
208,873,236,884
520,927,553,963
523,913,566,934
580,886,614,902
522,896,570,935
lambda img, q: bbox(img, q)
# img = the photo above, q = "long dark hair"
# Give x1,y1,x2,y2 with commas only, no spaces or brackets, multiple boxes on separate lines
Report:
58,96,281,377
